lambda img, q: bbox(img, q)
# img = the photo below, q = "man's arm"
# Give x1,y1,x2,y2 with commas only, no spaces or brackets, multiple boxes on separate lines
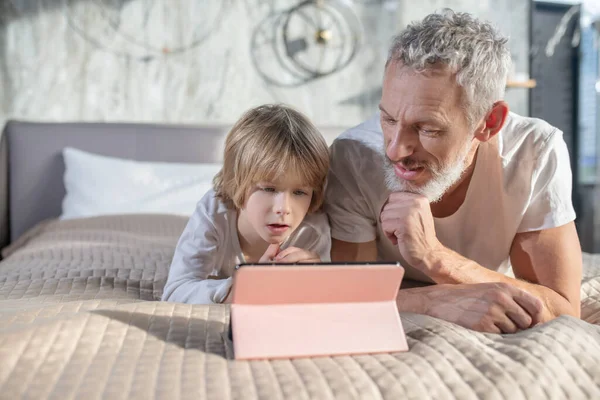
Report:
511,223,581,317
331,238,544,332
331,238,377,262
419,222,581,322
378,191,581,325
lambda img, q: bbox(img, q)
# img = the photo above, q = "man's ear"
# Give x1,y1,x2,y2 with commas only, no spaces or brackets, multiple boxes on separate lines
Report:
475,101,509,142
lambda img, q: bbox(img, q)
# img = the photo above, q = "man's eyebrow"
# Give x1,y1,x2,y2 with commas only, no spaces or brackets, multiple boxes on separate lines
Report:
420,116,450,127
378,105,449,127
378,104,393,118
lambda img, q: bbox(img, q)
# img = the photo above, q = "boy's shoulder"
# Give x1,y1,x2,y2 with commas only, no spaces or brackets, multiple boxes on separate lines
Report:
194,188,231,223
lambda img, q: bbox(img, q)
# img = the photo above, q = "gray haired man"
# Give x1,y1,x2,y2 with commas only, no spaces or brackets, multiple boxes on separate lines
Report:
325,9,582,333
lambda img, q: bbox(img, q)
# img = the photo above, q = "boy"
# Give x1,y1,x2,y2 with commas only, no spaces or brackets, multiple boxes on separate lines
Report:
162,104,331,304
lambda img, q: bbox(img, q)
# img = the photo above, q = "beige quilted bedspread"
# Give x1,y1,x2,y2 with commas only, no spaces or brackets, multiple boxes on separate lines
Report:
1,215,600,399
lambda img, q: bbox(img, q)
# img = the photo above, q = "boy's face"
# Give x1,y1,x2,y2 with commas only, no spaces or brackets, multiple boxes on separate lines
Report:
239,173,314,245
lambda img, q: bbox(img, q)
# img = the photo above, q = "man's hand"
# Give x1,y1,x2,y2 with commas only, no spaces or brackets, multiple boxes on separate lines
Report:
402,282,544,333
380,192,442,268
274,247,321,263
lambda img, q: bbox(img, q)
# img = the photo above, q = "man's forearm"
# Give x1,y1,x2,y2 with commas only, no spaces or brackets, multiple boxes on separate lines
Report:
420,246,578,321
395,285,437,315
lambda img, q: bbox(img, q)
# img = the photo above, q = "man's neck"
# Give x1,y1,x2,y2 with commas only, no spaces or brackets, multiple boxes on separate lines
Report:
429,144,480,218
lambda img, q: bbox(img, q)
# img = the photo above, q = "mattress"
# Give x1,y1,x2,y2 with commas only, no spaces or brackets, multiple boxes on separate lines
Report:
1,215,599,399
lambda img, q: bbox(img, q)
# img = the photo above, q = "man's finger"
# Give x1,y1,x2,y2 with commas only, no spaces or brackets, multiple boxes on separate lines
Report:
494,317,518,334
380,202,412,215
505,306,533,331
512,289,544,327
388,192,423,201
380,220,401,245
380,218,403,235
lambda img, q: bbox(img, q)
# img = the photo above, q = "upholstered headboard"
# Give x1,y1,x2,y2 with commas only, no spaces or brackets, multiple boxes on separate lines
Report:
0,120,344,248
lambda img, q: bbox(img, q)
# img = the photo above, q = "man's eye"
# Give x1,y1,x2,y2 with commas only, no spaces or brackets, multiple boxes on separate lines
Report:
420,129,440,136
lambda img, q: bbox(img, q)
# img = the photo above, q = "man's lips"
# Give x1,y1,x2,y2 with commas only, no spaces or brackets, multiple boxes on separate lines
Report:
394,164,425,181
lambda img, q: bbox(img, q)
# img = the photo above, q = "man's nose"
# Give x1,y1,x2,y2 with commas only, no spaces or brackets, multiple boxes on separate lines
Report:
386,128,417,162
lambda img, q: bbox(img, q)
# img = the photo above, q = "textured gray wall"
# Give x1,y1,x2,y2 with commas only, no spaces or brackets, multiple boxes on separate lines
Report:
0,0,530,130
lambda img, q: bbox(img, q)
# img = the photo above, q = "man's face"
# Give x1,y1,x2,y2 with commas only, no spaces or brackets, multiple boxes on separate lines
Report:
380,62,476,203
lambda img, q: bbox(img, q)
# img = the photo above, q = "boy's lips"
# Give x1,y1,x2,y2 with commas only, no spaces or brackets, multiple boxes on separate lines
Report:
267,223,290,234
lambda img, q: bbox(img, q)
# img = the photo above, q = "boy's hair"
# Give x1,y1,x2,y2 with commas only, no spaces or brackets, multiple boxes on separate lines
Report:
213,104,330,212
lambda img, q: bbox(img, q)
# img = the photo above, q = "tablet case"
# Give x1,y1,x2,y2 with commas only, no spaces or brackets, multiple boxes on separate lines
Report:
230,264,409,360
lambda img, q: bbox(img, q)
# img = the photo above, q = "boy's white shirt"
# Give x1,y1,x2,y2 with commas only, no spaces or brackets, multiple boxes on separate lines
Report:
162,189,332,304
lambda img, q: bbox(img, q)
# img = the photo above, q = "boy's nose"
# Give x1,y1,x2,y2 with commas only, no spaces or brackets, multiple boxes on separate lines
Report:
274,193,291,215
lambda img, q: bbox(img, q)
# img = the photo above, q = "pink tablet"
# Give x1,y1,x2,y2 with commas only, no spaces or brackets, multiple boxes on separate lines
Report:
230,263,409,360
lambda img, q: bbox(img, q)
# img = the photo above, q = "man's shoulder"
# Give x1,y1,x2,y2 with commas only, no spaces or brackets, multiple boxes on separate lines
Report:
499,112,563,163
332,113,383,153
330,113,386,175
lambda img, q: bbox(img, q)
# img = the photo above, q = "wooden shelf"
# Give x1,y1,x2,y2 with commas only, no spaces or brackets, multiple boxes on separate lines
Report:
506,79,537,88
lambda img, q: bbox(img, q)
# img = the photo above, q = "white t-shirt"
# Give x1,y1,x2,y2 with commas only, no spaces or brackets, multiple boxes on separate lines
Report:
325,112,576,282
162,189,332,304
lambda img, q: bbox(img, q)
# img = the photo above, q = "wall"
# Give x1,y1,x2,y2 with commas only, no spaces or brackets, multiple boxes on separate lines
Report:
0,0,531,130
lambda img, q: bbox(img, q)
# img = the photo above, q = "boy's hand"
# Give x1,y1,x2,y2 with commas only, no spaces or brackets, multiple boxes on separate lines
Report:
259,243,281,263
223,287,233,303
274,247,321,263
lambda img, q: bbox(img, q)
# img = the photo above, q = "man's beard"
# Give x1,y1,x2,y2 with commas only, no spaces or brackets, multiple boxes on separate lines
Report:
382,139,473,203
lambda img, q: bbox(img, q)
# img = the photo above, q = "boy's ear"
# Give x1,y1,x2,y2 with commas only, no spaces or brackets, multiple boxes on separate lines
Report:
474,101,509,142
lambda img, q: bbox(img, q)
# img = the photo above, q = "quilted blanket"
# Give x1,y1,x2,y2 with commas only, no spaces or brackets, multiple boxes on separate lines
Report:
0,215,599,399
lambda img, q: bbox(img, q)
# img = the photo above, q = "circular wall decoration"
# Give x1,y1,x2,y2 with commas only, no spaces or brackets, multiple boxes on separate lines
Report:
251,0,362,87
65,0,228,61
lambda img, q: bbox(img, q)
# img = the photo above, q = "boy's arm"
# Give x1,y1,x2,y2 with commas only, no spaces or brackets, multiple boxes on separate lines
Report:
161,205,232,304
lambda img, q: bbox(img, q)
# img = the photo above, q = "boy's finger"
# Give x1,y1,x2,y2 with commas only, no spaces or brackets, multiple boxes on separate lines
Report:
274,247,301,260
259,243,280,262
276,251,313,263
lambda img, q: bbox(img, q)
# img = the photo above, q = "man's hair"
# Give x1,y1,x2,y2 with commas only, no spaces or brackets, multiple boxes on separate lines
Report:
213,104,330,212
386,9,511,126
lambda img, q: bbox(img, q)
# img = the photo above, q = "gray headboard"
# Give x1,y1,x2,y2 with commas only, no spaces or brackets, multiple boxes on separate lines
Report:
0,120,344,248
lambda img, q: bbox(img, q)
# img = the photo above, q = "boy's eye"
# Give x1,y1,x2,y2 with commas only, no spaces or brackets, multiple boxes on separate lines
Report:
293,190,308,196
261,187,276,193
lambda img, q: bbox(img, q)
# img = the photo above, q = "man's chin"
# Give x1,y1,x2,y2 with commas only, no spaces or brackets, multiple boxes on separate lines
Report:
384,170,423,194
384,178,445,203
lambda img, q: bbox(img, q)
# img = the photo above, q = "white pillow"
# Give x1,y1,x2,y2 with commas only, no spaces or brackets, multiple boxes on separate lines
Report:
61,147,222,219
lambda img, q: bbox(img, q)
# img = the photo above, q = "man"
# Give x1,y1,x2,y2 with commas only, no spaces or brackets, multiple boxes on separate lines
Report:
325,9,582,334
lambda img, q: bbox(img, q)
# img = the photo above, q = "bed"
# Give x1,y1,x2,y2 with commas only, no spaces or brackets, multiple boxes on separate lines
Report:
1,120,600,399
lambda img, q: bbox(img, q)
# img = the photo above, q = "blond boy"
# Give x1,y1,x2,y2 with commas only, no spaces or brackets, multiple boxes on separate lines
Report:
162,104,331,304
